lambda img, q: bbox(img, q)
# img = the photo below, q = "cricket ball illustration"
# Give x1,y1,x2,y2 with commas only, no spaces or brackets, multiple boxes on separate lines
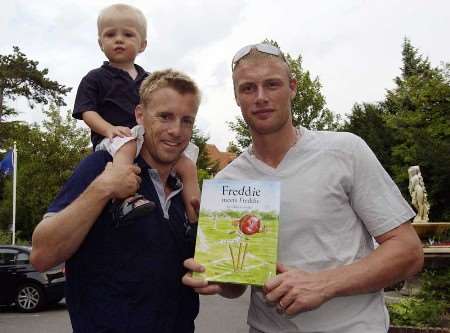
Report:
239,214,263,235
229,214,264,272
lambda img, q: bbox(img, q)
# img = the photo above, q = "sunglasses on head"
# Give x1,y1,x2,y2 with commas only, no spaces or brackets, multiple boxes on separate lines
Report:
231,43,287,71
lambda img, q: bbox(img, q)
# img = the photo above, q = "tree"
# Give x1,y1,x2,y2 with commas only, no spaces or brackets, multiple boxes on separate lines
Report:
288,52,339,131
341,102,394,173
227,40,340,150
0,46,71,122
342,38,450,220
385,39,450,220
191,127,219,186
0,106,89,239
226,141,241,155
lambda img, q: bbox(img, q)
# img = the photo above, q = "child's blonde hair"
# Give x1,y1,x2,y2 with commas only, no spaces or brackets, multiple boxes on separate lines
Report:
97,4,147,40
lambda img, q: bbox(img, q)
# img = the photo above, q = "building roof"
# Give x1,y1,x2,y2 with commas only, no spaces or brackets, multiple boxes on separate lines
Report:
205,144,236,171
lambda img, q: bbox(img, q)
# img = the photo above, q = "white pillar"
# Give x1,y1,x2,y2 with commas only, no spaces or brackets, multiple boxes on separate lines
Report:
12,142,17,245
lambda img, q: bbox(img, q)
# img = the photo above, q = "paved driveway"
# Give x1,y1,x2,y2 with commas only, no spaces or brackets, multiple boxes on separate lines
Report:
0,290,250,333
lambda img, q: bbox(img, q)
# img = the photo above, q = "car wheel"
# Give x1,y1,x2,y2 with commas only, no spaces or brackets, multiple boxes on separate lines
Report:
15,283,46,312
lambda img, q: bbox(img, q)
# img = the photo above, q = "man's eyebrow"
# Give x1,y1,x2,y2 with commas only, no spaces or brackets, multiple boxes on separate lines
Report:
155,110,171,115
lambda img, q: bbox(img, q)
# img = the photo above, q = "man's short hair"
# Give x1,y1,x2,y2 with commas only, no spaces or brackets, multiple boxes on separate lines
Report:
97,4,147,41
139,69,201,108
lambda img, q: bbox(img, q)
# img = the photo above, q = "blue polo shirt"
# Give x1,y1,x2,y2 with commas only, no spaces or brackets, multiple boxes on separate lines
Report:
73,62,148,149
47,151,199,332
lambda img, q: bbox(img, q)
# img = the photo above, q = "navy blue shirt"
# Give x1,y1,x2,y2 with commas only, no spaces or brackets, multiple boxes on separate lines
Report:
73,62,148,149
47,151,199,332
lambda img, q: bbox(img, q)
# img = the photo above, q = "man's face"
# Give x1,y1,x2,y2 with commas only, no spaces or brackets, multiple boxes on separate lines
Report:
136,87,197,169
233,56,296,136
98,14,146,65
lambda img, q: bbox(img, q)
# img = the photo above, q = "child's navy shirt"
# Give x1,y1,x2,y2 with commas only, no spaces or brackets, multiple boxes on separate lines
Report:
73,62,148,149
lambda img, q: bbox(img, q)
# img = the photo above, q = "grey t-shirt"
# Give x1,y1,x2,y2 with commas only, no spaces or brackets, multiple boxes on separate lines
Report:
216,127,415,333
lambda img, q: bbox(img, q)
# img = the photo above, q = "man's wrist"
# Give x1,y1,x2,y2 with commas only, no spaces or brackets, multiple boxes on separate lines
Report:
90,172,116,201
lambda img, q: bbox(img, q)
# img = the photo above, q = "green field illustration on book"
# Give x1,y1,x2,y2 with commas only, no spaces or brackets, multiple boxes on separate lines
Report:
194,180,280,286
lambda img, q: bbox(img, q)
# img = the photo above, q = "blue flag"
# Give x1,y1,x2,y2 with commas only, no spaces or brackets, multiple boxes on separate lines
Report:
0,150,14,176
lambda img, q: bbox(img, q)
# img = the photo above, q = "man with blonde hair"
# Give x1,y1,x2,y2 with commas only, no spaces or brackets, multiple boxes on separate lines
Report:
184,43,424,333
32,69,201,333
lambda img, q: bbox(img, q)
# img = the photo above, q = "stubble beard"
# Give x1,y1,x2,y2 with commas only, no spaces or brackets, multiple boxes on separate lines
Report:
144,138,187,168
244,108,292,137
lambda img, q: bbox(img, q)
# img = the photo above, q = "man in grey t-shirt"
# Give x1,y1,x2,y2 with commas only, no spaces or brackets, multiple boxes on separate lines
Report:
183,43,424,333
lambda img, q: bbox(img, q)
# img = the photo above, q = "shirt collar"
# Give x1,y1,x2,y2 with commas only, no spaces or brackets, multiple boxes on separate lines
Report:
101,61,148,81
135,155,182,191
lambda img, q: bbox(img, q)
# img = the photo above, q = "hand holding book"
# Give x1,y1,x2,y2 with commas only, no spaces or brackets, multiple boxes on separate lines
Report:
182,258,247,298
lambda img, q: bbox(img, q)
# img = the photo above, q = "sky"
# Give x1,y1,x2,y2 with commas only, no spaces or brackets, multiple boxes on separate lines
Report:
1,0,449,150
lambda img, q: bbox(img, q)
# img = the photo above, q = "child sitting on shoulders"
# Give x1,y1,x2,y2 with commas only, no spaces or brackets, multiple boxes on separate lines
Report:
73,4,200,224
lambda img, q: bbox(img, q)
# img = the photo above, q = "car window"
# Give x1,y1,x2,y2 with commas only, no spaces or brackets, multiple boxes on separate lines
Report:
16,251,29,264
0,249,18,265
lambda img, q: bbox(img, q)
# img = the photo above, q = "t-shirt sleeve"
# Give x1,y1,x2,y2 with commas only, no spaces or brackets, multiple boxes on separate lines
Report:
46,152,112,215
73,72,101,120
349,135,415,237
183,142,199,163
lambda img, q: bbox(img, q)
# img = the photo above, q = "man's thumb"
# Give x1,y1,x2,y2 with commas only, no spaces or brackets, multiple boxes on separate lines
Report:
276,263,290,274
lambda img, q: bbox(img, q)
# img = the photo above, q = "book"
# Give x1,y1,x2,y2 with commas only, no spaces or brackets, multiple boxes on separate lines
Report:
193,179,280,286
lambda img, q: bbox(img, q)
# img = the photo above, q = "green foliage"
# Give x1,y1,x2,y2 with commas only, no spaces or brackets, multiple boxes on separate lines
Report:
191,127,219,187
419,268,450,303
227,39,340,150
0,106,89,240
0,46,71,122
287,52,339,131
387,297,446,328
387,267,450,327
384,40,450,221
0,229,12,244
227,116,252,151
226,141,242,156
344,38,450,221
0,229,28,245
341,103,394,173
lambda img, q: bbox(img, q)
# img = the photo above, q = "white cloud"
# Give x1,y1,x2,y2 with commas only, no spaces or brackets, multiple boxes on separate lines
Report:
1,0,449,150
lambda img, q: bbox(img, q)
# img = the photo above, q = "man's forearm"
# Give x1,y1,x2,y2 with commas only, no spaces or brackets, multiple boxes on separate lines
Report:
264,224,423,316
322,223,423,299
31,178,113,271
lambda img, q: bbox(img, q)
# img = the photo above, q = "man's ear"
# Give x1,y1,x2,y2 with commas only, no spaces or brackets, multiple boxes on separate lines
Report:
135,104,144,125
289,78,297,100
233,85,240,107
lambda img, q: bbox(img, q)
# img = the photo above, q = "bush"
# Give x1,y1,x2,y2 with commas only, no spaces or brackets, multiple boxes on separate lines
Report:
420,268,450,303
0,229,29,245
388,298,446,327
387,267,450,327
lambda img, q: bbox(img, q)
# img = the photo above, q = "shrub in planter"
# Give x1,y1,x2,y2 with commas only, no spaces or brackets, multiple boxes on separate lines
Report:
387,267,450,328
420,268,450,304
387,298,447,327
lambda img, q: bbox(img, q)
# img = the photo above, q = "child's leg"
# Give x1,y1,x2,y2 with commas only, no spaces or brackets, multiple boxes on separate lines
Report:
106,131,154,225
174,155,200,223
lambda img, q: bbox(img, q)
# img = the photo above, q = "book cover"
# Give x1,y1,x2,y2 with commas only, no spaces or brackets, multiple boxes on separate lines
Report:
194,179,280,286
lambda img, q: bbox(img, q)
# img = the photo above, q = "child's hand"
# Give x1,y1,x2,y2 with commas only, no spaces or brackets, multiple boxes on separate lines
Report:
107,126,132,140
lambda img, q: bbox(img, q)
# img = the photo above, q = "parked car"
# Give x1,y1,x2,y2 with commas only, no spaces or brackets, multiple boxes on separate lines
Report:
0,245,65,312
